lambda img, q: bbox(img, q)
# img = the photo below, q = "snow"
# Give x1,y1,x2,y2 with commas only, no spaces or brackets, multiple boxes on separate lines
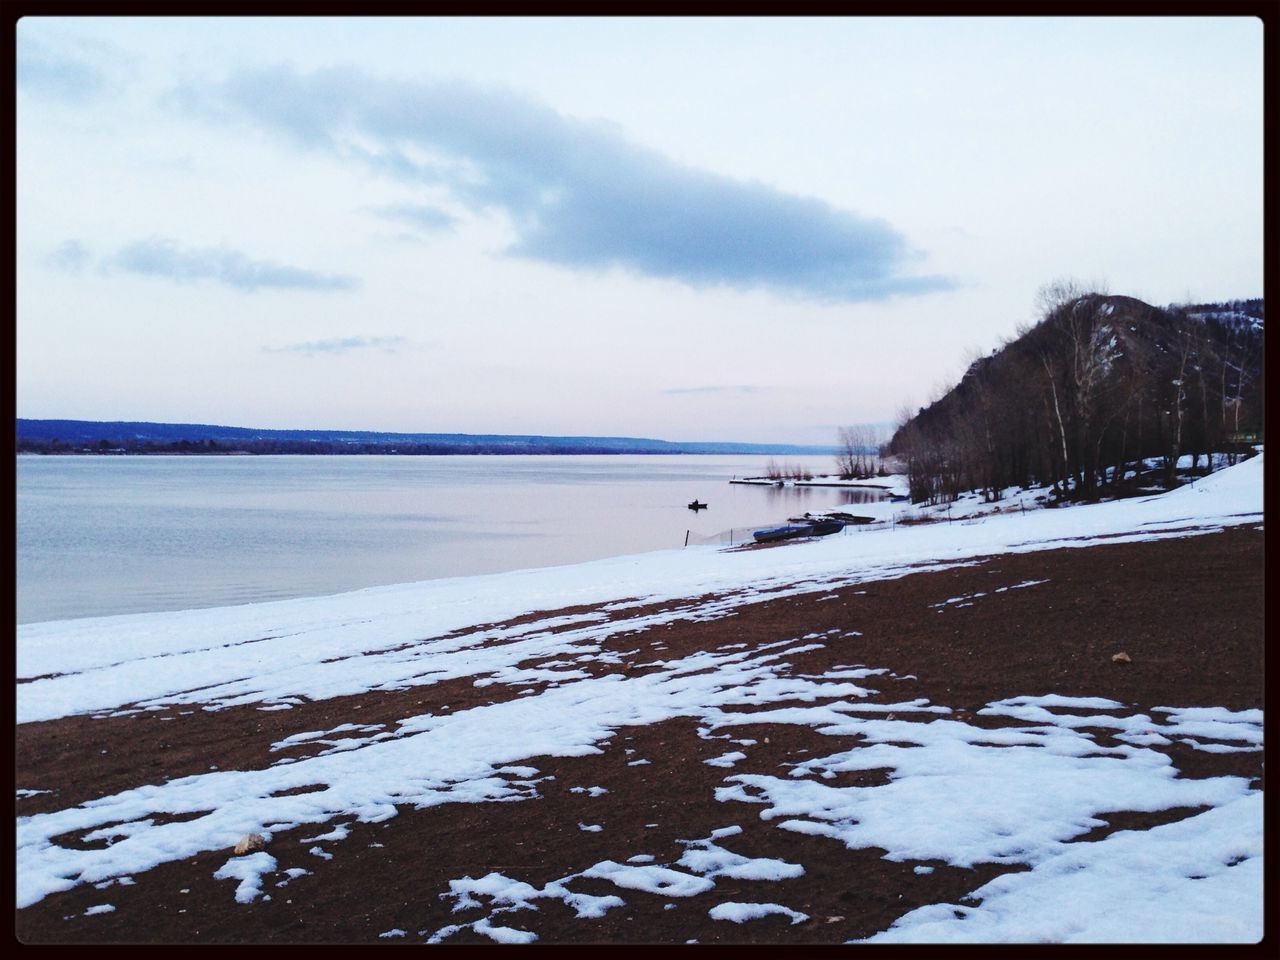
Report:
677,832,804,881
581,861,715,898
433,868,626,938
275,867,310,887
213,852,277,904
12,452,1265,942
83,903,116,916
704,751,747,768
301,823,350,843
865,792,1262,944
445,872,541,912
474,918,538,944
709,901,809,924
93,876,134,889
719,699,1257,870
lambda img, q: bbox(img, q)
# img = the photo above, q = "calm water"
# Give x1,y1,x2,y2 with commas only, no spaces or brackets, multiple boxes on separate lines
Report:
16,454,888,624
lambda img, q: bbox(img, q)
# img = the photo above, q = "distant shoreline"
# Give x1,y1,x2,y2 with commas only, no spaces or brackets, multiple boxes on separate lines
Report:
16,418,840,458
16,449,842,458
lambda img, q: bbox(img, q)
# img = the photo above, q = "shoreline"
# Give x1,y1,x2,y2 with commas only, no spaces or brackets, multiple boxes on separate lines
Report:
16,456,1264,943
16,527,1263,943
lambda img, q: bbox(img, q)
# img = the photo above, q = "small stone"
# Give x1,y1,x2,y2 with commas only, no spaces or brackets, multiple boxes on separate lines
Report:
234,833,266,855
1112,652,1132,663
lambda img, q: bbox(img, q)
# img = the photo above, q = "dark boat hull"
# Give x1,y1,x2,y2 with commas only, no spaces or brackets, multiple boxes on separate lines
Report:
752,519,844,543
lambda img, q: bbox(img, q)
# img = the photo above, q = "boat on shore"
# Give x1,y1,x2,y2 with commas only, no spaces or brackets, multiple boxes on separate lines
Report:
752,518,845,543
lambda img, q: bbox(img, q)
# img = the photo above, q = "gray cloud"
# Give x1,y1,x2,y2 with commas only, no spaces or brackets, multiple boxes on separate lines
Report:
109,237,359,292
47,239,92,273
264,336,407,355
662,385,769,395
16,36,107,101
370,202,458,233
186,65,954,303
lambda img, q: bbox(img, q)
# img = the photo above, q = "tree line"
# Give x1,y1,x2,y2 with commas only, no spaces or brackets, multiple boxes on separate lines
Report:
887,283,1263,505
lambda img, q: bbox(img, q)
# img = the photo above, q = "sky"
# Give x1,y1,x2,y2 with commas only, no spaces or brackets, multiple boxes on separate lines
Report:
14,16,1264,445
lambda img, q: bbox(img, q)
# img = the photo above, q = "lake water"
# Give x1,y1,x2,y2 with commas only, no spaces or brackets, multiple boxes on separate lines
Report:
15,454,890,624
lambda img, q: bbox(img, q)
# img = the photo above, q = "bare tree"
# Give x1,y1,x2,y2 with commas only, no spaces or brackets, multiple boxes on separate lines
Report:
1026,283,1124,497
836,424,887,479
1162,310,1197,485
835,427,859,479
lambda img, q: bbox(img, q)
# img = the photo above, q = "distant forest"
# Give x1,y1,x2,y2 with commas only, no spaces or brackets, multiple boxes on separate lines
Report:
888,288,1263,504
14,420,837,458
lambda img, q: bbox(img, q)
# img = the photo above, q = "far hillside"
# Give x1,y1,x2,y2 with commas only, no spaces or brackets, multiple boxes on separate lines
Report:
888,287,1263,504
14,420,837,458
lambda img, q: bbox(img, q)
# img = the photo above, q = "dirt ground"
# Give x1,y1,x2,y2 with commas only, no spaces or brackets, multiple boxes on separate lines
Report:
15,525,1264,944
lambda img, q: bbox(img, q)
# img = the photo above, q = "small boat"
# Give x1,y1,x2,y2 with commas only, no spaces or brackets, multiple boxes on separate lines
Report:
687,500,708,511
752,519,844,543
827,512,876,524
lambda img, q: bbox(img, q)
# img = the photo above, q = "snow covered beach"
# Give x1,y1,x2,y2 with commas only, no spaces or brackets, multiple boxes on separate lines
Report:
15,454,1264,944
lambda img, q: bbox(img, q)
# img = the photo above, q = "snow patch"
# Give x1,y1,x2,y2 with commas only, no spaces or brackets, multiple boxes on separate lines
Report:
213,852,277,904
709,901,808,924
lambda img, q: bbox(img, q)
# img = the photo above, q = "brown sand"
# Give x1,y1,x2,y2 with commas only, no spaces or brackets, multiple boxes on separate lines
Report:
14,525,1263,944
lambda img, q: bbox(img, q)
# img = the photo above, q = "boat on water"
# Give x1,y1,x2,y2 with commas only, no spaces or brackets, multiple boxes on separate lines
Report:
752,518,845,543
687,500,708,511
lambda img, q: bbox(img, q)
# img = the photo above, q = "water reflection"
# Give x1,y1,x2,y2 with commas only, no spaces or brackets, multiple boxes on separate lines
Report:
754,484,889,506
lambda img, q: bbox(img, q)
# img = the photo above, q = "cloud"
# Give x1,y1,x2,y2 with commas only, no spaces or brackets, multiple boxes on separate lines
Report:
108,237,359,292
47,239,92,273
369,203,458,233
662,385,769,396
16,35,107,101
186,65,954,303
264,336,407,355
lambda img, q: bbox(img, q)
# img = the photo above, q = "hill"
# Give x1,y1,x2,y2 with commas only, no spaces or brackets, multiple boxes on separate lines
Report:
14,419,837,457
888,291,1263,503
